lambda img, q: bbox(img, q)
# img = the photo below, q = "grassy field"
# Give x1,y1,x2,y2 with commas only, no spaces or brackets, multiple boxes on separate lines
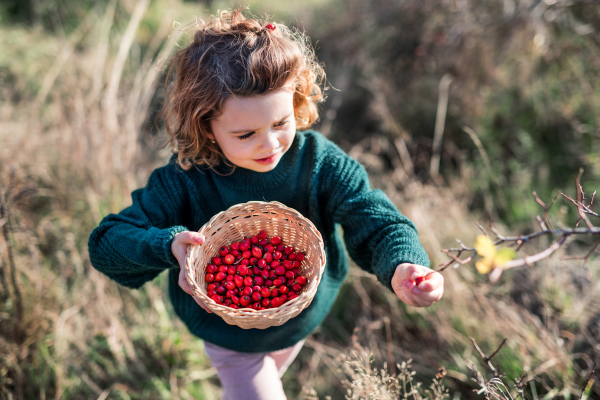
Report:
1,0,600,398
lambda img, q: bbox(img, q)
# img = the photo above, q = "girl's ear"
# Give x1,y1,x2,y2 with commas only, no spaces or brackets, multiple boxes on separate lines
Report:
206,132,215,140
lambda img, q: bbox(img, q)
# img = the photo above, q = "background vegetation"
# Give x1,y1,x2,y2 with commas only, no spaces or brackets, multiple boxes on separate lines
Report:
1,0,599,398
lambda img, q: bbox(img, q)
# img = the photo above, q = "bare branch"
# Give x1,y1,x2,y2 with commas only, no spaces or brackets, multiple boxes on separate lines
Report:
499,235,568,270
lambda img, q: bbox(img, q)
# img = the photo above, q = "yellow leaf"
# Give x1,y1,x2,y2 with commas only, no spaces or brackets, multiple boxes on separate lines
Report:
476,259,492,274
475,235,496,260
494,248,516,267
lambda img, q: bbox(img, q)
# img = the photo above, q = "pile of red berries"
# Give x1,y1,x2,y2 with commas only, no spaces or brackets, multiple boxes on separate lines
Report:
204,231,308,310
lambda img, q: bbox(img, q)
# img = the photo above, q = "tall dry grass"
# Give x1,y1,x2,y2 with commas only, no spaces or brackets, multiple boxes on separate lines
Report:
1,0,599,399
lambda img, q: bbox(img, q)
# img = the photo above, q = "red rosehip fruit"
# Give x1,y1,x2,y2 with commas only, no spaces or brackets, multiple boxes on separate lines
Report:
257,259,266,268
231,241,240,250
296,276,307,285
253,276,264,286
285,271,295,280
240,259,250,266
273,251,282,260
278,285,289,294
271,296,284,308
211,294,223,303
271,288,279,297
206,264,217,274
231,295,240,304
234,275,244,288
292,283,302,292
237,265,248,276
259,239,268,247
240,295,251,307
252,247,263,258
275,266,285,276
251,236,259,245
415,276,425,285
207,283,217,291
243,287,253,296
296,252,305,261
261,298,271,307
212,257,222,265
240,241,250,251
276,244,285,252
216,285,226,295
271,236,282,245
226,289,234,298
252,302,261,311
225,275,234,281
215,272,226,282
224,254,235,265
264,244,275,254
225,281,235,290
273,279,283,287
242,250,252,259
258,230,267,240
280,294,288,302
205,273,215,283
227,266,236,275
219,246,229,256
207,289,216,297
288,293,299,300
244,277,254,287
251,292,262,302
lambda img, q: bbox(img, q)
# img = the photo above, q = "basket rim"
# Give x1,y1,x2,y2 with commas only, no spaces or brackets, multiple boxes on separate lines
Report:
184,201,326,320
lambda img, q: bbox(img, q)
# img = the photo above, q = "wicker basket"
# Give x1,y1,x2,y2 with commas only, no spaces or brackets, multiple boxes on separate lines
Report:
185,201,326,329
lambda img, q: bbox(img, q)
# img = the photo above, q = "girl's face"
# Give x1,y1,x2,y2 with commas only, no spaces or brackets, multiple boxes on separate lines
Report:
209,86,296,173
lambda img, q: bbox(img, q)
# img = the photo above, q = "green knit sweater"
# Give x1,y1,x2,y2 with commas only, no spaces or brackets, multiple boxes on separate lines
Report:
88,130,430,353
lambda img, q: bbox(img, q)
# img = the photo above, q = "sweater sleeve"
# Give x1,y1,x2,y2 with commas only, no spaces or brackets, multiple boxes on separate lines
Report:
87,166,190,289
318,148,430,292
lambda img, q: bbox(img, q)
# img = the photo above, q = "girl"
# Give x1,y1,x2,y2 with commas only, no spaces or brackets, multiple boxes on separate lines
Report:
88,9,444,400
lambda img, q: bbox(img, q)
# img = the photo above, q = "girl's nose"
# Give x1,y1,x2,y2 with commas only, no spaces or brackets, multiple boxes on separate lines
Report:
261,130,280,151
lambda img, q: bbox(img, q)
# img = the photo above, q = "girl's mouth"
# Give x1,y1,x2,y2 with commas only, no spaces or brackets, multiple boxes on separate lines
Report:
254,152,279,164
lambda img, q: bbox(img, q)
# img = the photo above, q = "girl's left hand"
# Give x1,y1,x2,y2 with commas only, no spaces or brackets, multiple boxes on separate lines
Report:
391,263,444,307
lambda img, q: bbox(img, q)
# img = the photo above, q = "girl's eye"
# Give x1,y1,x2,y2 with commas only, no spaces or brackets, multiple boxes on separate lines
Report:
274,120,287,127
237,131,255,140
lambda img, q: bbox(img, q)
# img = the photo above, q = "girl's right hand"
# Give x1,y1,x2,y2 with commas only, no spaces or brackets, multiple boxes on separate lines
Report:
171,231,213,313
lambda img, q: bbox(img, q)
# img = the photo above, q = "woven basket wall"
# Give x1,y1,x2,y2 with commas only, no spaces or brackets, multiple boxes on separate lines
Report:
185,201,326,330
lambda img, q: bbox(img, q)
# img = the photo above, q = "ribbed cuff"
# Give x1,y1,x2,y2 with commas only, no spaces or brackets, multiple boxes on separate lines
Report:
379,249,431,292
151,225,189,268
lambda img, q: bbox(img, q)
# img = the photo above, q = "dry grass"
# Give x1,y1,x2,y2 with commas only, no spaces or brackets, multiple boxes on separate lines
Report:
1,0,599,399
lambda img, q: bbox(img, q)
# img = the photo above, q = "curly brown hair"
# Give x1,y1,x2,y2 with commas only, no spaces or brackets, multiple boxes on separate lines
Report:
160,9,326,170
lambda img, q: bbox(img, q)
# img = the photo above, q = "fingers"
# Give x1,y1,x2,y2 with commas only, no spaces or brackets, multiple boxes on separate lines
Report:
178,231,205,245
178,266,212,313
172,231,205,267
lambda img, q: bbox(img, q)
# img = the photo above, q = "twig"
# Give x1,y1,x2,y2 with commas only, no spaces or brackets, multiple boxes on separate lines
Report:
579,362,596,400
470,337,507,376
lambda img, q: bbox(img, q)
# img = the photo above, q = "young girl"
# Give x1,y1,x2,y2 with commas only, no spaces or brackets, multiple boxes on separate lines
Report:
88,9,444,399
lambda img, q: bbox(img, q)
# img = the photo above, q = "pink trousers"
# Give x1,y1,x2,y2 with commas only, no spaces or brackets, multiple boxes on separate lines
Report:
203,340,304,400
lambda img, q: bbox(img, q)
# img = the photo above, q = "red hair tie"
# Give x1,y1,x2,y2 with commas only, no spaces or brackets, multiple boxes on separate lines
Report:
265,23,276,31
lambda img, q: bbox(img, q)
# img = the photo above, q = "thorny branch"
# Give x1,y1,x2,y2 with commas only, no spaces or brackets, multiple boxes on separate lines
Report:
440,173,599,282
